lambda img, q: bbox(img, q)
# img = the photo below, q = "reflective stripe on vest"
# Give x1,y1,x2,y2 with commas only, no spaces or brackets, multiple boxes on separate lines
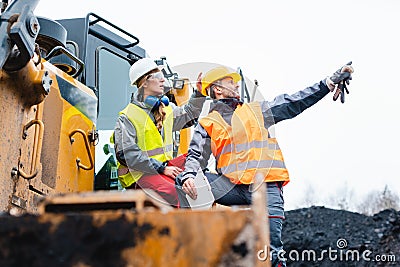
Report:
199,102,289,185
117,103,174,187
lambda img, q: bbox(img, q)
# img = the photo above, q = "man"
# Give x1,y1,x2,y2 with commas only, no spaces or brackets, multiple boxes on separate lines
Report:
177,62,354,266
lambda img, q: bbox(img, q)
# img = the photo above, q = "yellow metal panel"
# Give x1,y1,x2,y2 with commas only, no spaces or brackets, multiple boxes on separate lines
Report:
171,79,192,155
41,63,96,193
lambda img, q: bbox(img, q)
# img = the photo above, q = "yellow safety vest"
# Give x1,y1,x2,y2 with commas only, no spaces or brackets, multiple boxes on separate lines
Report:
116,103,174,187
199,102,289,185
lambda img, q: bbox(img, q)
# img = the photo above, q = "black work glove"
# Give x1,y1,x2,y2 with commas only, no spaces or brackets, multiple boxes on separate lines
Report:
327,61,354,103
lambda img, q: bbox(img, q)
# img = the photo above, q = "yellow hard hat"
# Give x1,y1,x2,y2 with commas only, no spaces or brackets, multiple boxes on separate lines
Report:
201,66,241,96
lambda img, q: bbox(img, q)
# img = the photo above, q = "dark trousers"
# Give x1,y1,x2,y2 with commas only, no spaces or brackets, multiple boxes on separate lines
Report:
177,173,286,266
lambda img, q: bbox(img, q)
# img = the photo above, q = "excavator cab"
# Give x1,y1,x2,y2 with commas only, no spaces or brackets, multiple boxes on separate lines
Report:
52,13,144,190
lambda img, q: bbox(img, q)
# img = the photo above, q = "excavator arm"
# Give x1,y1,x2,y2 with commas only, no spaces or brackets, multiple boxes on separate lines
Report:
0,0,40,71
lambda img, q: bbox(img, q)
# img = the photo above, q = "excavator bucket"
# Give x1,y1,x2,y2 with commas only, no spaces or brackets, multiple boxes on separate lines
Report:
0,189,271,267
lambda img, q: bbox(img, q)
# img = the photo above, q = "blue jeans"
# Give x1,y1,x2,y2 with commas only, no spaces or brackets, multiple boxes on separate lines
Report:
177,173,286,267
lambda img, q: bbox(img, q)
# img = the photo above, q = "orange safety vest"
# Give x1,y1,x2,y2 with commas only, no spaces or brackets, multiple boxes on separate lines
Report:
199,102,289,185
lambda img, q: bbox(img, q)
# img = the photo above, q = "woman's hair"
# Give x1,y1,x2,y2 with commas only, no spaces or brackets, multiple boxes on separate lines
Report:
153,102,166,131
136,70,166,131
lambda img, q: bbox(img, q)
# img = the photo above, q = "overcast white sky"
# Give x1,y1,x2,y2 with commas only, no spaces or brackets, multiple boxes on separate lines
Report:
34,0,400,211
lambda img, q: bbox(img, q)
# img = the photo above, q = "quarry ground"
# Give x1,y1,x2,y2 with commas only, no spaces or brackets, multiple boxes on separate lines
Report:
282,206,400,266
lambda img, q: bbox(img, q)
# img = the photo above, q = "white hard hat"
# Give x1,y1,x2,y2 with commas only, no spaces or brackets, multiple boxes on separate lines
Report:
129,58,161,86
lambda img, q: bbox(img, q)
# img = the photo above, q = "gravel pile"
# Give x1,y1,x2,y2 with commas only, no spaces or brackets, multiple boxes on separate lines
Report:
282,206,400,266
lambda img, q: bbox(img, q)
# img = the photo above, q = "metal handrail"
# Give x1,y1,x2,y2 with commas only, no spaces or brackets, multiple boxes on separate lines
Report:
19,119,44,179
69,129,94,171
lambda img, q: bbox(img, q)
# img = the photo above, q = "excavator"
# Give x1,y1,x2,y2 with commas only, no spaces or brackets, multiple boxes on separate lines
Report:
0,1,270,266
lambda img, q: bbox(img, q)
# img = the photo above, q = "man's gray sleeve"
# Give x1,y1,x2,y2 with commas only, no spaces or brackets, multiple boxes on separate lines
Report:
261,80,331,128
114,115,162,174
172,91,206,131
178,123,211,184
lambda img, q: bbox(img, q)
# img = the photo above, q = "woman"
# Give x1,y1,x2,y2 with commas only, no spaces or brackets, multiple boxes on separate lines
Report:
113,58,205,207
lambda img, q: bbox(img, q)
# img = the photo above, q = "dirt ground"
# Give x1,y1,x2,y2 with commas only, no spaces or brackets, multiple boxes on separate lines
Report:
282,206,400,266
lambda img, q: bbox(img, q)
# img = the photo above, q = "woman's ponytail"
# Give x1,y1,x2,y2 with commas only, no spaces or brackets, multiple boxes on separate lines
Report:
153,102,166,131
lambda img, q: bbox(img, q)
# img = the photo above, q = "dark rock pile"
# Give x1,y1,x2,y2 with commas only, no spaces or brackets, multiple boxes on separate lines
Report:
282,206,400,266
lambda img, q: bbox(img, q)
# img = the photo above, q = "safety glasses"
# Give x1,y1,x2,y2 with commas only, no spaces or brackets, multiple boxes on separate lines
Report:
146,71,165,81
